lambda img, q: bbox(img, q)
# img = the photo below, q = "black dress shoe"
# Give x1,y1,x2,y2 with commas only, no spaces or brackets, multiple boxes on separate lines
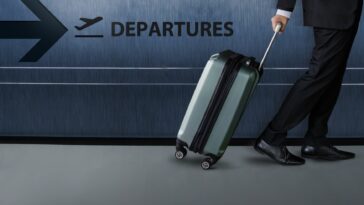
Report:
301,145,355,161
254,138,305,165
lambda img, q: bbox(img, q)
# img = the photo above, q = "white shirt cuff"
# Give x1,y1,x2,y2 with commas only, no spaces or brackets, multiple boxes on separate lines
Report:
276,9,292,19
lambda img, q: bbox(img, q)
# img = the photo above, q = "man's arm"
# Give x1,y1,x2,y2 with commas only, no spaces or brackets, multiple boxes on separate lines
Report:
277,0,296,12
272,0,297,32
277,9,292,19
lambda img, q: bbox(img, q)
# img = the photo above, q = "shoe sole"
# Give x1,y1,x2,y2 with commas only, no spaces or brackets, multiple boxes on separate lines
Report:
301,153,355,161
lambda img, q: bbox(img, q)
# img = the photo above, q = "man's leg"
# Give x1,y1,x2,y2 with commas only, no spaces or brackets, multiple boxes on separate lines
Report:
304,70,345,145
254,27,351,165
305,13,361,146
260,25,359,146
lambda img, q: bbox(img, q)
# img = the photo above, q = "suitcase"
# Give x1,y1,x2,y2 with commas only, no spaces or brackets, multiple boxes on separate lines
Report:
175,24,282,170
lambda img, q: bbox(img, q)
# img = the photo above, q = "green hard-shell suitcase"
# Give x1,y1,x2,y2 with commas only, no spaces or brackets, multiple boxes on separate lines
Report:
175,24,282,170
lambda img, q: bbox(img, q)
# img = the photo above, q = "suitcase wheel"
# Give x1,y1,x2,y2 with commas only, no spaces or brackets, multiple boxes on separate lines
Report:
201,157,214,170
175,148,187,160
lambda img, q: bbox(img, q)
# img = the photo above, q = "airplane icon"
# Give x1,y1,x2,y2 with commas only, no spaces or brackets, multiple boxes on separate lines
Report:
75,16,103,31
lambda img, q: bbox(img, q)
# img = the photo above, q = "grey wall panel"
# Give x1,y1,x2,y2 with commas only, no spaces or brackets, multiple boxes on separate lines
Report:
0,68,363,138
0,67,364,84
0,84,192,137
1,0,364,139
0,0,363,67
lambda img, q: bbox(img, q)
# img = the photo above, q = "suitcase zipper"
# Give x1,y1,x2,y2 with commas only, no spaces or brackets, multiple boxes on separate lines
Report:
190,54,246,153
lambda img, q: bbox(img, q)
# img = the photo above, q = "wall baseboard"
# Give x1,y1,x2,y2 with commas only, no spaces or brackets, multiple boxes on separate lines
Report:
0,137,364,146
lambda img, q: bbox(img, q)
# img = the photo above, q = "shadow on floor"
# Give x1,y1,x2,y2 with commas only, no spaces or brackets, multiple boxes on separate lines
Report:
168,155,239,170
244,156,280,166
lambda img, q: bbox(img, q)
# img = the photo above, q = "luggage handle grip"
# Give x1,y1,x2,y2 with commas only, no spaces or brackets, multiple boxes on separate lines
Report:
258,23,282,71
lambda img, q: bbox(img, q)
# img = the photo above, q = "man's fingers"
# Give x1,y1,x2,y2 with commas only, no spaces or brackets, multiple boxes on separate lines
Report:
271,15,288,33
280,24,286,32
271,18,277,31
272,21,283,32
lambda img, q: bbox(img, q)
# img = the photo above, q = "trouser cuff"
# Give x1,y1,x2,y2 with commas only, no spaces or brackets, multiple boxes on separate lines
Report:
259,123,287,146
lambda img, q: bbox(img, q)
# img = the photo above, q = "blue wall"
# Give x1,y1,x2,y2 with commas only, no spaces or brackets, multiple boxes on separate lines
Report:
1,0,363,67
0,0,363,138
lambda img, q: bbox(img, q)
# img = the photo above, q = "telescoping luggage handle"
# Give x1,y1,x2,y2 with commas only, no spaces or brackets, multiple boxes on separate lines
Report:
258,23,283,71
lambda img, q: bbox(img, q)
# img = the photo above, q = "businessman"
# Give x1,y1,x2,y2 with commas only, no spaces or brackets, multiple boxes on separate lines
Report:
255,0,363,165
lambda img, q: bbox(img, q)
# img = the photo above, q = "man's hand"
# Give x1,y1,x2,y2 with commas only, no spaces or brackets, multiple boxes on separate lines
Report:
272,15,289,33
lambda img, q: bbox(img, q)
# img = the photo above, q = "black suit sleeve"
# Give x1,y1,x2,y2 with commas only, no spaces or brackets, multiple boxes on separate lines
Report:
277,0,296,12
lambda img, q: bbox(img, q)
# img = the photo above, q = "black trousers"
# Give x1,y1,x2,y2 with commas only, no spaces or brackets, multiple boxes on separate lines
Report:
260,11,362,146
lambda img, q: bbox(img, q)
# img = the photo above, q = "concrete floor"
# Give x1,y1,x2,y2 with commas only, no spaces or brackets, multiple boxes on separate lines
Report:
0,145,363,205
